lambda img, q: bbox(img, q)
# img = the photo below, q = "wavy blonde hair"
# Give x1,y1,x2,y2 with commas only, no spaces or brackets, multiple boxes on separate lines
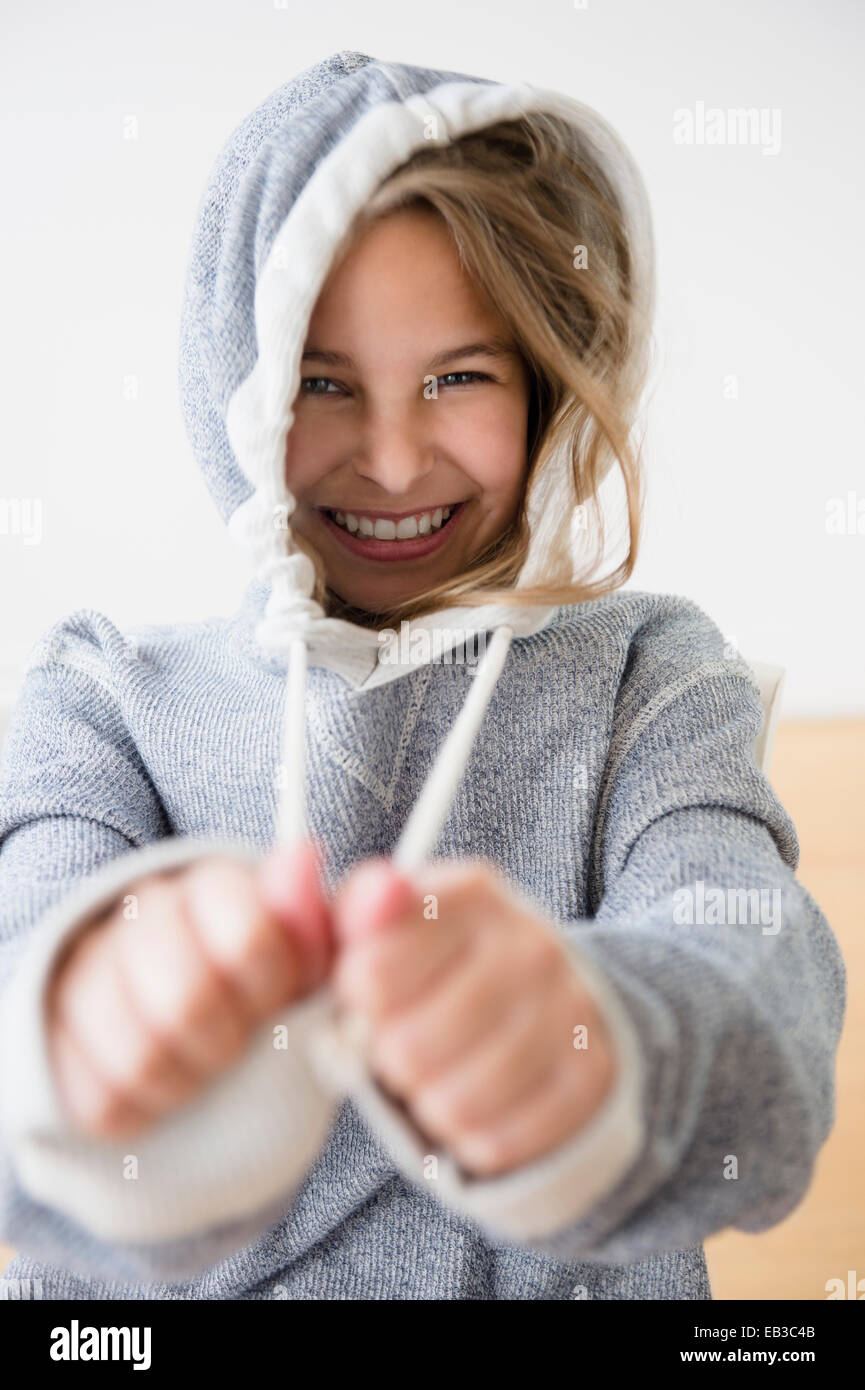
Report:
289,110,654,630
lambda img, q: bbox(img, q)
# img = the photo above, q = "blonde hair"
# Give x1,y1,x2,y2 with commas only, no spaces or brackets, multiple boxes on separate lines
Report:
289,110,654,630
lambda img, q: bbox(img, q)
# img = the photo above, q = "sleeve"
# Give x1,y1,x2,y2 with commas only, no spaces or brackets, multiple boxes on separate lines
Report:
305,900,646,1243
307,599,846,1262
0,613,339,1285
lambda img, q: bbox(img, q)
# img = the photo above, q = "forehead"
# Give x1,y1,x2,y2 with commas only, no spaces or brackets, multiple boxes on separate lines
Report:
309,209,507,344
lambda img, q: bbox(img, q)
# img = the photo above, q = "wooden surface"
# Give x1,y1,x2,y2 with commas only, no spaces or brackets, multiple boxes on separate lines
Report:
2,719,862,1297
703,719,864,1299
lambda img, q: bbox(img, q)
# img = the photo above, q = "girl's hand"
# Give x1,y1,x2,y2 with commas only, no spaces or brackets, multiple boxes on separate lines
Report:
331,858,618,1179
46,840,334,1140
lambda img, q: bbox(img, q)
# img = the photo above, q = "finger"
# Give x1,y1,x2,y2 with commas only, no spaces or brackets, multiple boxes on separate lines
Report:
53,914,203,1118
257,838,334,988
48,1013,152,1140
182,857,303,1019
408,969,582,1138
112,876,251,1080
359,914,555,1089
333,910,472,1021
449,1032,618,1179
332,858,416,945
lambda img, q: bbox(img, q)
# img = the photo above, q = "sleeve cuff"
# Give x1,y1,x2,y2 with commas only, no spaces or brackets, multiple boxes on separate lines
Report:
0,835,339,1245
305,929,647,1243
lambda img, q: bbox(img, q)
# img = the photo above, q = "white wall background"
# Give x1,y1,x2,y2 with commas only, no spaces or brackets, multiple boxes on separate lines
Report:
1,0,862,715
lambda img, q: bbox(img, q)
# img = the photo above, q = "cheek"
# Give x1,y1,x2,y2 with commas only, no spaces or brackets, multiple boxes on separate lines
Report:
284,420,333,494
454,401,528,503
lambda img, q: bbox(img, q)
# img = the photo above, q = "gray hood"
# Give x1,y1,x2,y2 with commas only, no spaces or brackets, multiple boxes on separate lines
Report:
177,49,655,857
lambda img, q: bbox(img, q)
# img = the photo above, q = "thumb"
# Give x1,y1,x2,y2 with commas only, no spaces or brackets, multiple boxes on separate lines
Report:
333,857,416,946
258,837,335,988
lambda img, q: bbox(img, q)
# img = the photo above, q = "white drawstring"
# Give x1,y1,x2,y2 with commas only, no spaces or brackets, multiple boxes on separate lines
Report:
280,635,309,849
254,542,517,1092
392,624,514,870
256,544,516,868
254,551,331,853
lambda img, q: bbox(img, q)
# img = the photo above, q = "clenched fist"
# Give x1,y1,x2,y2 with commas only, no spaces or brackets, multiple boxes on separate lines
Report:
331,857,617,1179
46,841,334,1140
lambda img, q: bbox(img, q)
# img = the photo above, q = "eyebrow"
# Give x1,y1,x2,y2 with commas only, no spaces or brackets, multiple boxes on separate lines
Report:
300,337,517,371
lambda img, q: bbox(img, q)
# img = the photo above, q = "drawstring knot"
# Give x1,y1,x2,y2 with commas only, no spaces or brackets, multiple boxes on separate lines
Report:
255,552,331,650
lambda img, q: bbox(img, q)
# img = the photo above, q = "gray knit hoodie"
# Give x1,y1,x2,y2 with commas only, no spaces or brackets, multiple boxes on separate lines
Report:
0,50,846,1301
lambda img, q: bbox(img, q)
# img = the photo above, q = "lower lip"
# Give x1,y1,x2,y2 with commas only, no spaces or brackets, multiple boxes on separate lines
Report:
316,502,468,562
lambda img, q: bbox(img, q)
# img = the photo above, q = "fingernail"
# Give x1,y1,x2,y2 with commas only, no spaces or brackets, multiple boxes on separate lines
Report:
334,858,413,943
259,840,334,979
260,839,319,907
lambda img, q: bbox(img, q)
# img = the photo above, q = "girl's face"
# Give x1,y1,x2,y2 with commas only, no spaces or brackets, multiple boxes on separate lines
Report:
284,206,531,616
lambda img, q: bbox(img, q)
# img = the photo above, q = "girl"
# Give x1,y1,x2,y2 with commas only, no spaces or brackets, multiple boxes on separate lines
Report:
0,50,845,1301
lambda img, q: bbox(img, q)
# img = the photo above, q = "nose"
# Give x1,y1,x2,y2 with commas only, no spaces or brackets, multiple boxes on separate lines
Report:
351,407,436,498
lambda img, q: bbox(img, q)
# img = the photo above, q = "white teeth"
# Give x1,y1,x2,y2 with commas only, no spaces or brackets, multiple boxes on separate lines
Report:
326,504,459,539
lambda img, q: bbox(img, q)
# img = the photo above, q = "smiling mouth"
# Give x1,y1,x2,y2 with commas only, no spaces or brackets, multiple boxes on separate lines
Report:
314,500,468,561
317,503,460,540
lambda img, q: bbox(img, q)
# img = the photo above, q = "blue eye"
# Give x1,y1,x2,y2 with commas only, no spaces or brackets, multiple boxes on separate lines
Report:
300,377,341,395
299,371,492,397
438,371,491,388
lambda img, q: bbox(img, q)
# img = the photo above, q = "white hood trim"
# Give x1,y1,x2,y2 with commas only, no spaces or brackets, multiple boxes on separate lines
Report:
224,77,652,688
